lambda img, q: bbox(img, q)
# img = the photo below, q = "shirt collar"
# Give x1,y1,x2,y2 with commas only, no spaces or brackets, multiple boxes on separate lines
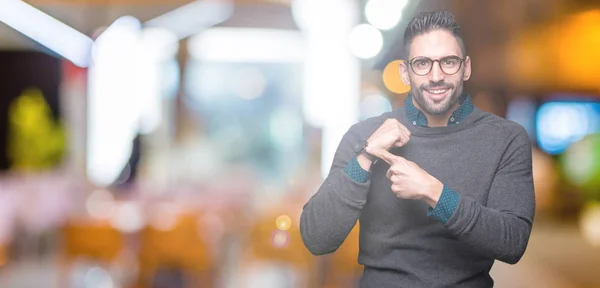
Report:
404,93,474,127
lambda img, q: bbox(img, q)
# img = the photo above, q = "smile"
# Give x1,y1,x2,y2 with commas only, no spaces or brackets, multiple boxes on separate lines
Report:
427,88,449,94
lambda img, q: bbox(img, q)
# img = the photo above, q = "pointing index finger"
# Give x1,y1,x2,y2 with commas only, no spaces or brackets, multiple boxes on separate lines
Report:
366,147,399,165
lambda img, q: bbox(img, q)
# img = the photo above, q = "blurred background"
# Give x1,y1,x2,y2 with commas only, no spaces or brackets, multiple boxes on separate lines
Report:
0,0,599,287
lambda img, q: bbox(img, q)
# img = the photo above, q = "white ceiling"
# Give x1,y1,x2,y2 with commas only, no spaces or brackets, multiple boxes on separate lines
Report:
0,2,298,49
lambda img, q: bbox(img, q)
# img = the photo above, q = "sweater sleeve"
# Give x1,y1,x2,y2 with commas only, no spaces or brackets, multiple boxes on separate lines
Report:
436,127,535,264
300,125,371,255
344,156,370,183
427,185,460,224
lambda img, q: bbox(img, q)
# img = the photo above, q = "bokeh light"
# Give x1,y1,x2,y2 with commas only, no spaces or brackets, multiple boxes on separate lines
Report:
84,266,114,288
536,102,600,155
580,202,600,247
85,189,115,220
149,202,180,231
232,67,267,100
531,148,559,212
364,0,408,30
561,134,600,197
110,202,144,233
198,212,225,244
269,108,303,151
275,215,292,231
348,24,383,59
556,10,600,91
360,93,393,120
382,60,410,94
270,230,290,249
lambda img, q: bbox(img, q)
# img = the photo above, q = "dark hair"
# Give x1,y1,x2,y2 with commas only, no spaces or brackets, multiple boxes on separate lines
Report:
403,10,465,59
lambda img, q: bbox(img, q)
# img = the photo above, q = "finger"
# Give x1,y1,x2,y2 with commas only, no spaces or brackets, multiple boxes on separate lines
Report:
395,128,411,147
391,184,403,195
366,147,398,164
384,117,397,124
387,166,404,179
397,122,411,137
387,118,410,137
402,128,411,141
409,161,422,170
394,132,410,147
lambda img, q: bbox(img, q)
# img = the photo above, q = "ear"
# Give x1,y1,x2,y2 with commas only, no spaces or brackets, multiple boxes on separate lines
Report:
463,56,472,81
399,60,411,86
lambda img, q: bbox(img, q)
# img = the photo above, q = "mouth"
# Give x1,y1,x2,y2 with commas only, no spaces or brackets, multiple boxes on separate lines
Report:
423,87,451,101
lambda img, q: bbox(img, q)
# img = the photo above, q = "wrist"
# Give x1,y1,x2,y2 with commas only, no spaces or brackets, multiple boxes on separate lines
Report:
422,179,444,208
354,139,378,170
356,152,374,170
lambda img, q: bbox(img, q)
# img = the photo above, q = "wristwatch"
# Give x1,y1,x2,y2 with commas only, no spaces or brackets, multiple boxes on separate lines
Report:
354,140,377,162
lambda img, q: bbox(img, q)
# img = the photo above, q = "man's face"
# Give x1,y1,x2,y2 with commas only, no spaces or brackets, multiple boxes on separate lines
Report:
400,29,471,116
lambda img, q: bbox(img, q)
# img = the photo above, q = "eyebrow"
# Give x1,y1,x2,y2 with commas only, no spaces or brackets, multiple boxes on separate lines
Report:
409,55,461,61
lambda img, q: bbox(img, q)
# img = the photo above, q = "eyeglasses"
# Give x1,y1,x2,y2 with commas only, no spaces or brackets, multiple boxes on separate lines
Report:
408,56,464,76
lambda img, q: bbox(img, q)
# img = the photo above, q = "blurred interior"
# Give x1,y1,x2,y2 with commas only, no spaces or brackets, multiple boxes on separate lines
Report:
0,0,600,287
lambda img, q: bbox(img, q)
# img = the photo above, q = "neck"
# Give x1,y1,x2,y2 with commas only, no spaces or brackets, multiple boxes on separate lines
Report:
412,98,460,127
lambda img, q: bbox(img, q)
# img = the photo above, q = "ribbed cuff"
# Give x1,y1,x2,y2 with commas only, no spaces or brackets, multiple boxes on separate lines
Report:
427,185,460,224
343,156,369,183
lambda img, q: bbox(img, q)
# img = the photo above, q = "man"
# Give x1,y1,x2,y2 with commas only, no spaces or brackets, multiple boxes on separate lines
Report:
299,10,535,287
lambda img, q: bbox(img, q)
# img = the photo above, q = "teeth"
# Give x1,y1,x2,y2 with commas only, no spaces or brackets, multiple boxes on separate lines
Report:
428,89,448,94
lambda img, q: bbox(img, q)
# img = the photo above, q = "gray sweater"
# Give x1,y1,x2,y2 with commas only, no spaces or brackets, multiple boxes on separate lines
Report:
300,106,535,287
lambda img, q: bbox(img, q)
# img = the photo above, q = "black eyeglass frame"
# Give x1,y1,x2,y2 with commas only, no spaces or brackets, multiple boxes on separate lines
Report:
407,56,465,76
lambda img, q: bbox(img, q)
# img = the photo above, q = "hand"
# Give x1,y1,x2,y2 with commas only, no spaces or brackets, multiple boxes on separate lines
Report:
366,147,443,207
367,118,411,151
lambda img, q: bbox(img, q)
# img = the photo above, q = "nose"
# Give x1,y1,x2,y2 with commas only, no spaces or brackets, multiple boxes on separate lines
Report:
430,60,445,82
